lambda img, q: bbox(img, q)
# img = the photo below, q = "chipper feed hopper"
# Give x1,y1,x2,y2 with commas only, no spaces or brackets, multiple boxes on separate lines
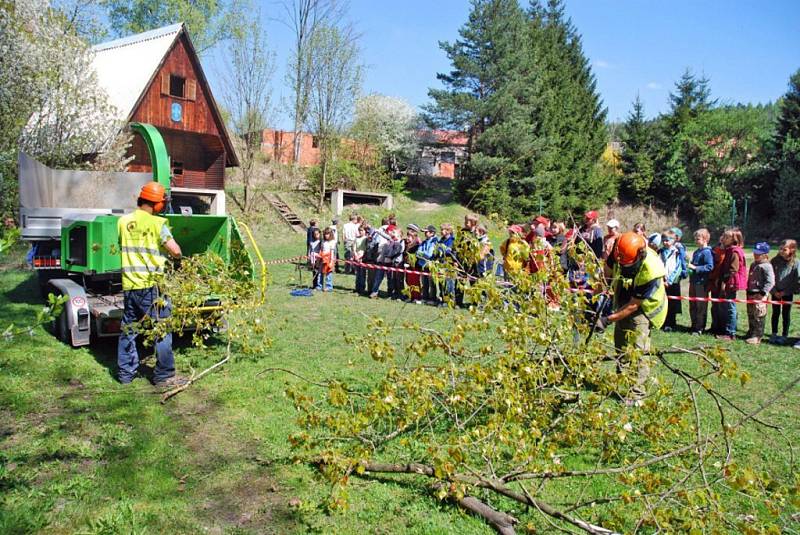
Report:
18,123,263,347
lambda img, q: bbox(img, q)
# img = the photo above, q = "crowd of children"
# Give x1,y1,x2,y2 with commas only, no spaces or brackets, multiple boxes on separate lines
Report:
303,212,800,347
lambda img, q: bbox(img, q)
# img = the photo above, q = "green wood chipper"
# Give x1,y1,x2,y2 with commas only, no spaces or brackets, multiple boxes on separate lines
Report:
18,123,264,347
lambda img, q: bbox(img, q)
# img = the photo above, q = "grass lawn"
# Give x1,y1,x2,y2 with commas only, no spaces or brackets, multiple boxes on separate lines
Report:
2,189,799,533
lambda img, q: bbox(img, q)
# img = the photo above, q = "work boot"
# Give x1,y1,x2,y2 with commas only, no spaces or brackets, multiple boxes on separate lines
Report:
153,375,189,388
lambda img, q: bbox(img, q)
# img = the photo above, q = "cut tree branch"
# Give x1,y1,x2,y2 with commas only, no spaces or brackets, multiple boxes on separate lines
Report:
360,461,618,535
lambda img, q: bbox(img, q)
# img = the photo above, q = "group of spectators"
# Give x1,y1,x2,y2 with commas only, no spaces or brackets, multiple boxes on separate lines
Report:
306,213,484,305
640,226,799,348
304,210,799,347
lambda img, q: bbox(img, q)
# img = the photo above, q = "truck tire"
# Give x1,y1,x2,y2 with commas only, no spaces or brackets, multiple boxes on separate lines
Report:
53,303,70,345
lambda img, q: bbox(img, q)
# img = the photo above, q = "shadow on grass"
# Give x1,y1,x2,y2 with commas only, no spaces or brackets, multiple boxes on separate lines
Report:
3,271,42,306
1,271,228,383
89,330,228,383
404,175,455,204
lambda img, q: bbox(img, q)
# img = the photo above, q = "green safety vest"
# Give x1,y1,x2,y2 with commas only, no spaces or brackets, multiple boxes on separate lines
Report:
613,248,668,329
118,209,168,291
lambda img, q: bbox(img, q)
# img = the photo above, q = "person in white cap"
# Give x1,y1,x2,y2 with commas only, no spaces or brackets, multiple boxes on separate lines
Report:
603,219,621,260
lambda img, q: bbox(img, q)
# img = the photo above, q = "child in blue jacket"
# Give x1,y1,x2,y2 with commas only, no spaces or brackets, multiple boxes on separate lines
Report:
417,225,439,303
687,228,714,334
660,230,683,331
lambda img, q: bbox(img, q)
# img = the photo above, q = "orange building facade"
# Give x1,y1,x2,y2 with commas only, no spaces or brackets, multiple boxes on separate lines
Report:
261,129,320,167
260,127,469,179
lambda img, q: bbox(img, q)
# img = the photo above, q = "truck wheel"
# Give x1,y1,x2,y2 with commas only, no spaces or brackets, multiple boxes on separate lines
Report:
53,306,70,345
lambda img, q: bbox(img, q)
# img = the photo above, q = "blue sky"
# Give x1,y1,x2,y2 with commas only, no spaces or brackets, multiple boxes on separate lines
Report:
208,0,800,128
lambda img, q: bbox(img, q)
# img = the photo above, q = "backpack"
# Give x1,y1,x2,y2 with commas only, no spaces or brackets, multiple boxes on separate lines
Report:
364,233,381,263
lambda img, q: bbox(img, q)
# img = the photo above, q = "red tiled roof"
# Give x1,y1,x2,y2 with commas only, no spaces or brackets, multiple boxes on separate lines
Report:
418,129,468,146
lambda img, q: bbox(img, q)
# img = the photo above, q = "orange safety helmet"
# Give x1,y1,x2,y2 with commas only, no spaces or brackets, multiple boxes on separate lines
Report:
138,182,167,213
614,232,647,266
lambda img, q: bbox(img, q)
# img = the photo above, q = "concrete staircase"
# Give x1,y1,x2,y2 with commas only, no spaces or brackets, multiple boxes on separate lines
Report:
266,193,306,233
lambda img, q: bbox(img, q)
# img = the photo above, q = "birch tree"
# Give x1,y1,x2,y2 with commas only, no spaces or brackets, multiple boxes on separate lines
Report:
221,18,276,214
306,25,363,211
289,253,799,533
281,0,345,165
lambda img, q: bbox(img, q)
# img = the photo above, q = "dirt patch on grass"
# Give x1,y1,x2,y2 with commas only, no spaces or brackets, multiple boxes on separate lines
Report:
0,405,65,452
414,201,443,211
167,394,295,534
195,468,290,534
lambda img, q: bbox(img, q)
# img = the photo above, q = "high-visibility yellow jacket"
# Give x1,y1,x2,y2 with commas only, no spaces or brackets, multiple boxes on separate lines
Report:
500,237,530,276
613,248,668,329
117,209,169,291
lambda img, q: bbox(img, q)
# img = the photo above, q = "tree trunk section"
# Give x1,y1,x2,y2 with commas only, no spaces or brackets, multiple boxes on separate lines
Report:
359,461,617,535
318,155,327,212
431,482,517,535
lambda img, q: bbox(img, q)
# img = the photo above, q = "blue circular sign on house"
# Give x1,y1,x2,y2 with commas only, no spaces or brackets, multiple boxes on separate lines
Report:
170,102,182,122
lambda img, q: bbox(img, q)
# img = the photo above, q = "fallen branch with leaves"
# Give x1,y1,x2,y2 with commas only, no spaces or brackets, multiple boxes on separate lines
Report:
286,253,798,533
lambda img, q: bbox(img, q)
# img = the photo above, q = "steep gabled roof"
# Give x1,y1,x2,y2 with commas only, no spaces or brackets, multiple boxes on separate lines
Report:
92,23,183,122
91,23,238,167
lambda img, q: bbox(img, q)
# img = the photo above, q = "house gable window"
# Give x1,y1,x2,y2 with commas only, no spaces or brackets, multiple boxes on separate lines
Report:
170,75,185,98
161,73,196,101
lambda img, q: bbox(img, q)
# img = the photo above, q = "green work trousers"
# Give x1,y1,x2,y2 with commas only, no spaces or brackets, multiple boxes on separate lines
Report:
614,311,651,395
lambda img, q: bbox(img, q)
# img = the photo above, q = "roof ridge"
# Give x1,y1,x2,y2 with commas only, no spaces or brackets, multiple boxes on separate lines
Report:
92,22,183,53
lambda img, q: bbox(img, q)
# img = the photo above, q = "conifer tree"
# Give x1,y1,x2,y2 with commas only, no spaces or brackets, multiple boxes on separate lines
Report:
425,0,527,216
430,0,610,219
620,94,655,203
775,69,800,149
665,68,716,132
654,69,716,207
773,69,800,227
523,0,610,216
425,0,526,134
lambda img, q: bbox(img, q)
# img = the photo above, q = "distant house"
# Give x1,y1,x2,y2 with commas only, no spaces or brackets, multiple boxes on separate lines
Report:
417,130,469,179
260,129,320,167
260,127,470,179
259,129,372,168
91,23,238,191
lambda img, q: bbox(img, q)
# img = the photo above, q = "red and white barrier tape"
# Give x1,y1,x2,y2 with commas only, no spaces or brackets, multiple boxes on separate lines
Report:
665,294,800,306
263,255,307,266
268,254,800,306
341,258,431,277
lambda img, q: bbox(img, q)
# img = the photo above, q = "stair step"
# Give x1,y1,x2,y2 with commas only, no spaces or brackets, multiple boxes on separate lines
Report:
265,193,307,233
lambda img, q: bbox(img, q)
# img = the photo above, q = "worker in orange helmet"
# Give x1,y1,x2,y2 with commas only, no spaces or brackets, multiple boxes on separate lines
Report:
116,182,186,387
601,232,668,400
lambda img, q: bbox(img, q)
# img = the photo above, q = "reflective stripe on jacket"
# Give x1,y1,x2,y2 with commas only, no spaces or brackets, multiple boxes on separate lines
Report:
118,209,168,291
614,248,668,329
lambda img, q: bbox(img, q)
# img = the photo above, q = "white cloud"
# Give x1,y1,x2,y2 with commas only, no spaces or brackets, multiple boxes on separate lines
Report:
646,82,662,90
594,60,611,69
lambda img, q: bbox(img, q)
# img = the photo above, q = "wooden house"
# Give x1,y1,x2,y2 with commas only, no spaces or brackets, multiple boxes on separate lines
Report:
91,23,237,196
418,130,468,179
